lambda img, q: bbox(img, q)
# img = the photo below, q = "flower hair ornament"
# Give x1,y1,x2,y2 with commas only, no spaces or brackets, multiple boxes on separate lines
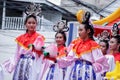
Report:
25,3,42,16
76,10,85,23
76,10,92,25
111,23,119,36
53,21,69,32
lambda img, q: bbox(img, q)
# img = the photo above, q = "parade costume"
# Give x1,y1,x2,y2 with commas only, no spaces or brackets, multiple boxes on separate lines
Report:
106,61,120,79
96,54,115,80
105,53,120,79
58,39,109,80
3,31,45,80
105,54,115,72
38,44,65,80
112,52,120,62
39,21,69,80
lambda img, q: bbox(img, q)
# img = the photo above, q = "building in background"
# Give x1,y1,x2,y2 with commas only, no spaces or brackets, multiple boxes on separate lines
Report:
0,0,76,30
0,0,119,30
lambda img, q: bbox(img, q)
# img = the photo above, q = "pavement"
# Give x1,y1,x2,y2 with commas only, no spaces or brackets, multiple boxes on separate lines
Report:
0,30,55,80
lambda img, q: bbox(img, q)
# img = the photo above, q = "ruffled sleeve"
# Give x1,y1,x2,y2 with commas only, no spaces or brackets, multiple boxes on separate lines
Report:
2,44,20,73
105,55,115,72
57,50,76,68
58,39,109,73
91,48,109,73
33,36,45,56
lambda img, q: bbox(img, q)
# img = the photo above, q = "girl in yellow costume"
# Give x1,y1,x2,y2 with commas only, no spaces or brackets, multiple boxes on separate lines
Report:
57,11,109,80
2,15,45,80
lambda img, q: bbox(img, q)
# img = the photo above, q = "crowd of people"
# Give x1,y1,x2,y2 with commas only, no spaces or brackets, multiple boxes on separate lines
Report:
0,10,120,80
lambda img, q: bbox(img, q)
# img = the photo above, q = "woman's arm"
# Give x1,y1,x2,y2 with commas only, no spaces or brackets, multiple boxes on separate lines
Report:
91,48,109,73
2,44,20,73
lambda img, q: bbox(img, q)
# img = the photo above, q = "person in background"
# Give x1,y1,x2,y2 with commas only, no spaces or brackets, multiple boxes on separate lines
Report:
111,23,119,37
99,40,109,55
100,30,110,41
57,11,109,80
105,35,120,80
109,35,120,61
2,14,45,80
99,40,115,78
39,21,69,80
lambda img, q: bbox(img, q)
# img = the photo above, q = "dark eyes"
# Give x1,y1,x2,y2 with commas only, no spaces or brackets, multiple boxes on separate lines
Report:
78,29,83,31
56,37,62,39
109,41,114,44
28,22,36,24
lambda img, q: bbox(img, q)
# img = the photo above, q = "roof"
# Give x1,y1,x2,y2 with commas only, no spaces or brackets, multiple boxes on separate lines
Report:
98,0,120,17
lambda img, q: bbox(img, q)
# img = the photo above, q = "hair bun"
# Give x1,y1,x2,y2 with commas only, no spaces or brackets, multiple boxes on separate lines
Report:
82,11,91,24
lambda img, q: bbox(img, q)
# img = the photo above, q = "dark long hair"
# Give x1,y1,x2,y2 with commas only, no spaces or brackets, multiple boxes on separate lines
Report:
24,15,37,32
53,21,69,47
55,31,67,46
82,11,94,40
100,39,109,50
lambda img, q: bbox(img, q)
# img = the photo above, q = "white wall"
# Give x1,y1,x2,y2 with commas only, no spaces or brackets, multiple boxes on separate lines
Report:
42,11,62,23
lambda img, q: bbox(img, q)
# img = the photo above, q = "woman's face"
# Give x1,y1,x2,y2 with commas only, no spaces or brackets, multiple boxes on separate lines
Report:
25,17,37,32
55,33,65,46
78,24,88,39
109,38,118,51
99,41,107,55
101,32,109,39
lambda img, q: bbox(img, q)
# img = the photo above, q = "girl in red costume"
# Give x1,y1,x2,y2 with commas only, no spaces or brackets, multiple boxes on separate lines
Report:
3,15,45,80
57,11,109,80
99,40,115,72
109,35,120,61
39,21,69,80
105,27,120,80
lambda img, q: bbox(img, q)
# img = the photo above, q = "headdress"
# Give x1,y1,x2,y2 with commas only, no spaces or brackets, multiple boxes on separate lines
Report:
53,21,69,32
80,11,94,30
76,10,95,40
25,3,42,16
101,30,110,37
82,11,91,24
76,10,85,23
112,23,119,36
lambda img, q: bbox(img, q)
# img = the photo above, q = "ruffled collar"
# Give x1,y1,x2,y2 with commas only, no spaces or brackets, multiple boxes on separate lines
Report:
73,39,99,57
26,31,36,37
15,31,39,49
112,52,120,61
57,45,65,52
